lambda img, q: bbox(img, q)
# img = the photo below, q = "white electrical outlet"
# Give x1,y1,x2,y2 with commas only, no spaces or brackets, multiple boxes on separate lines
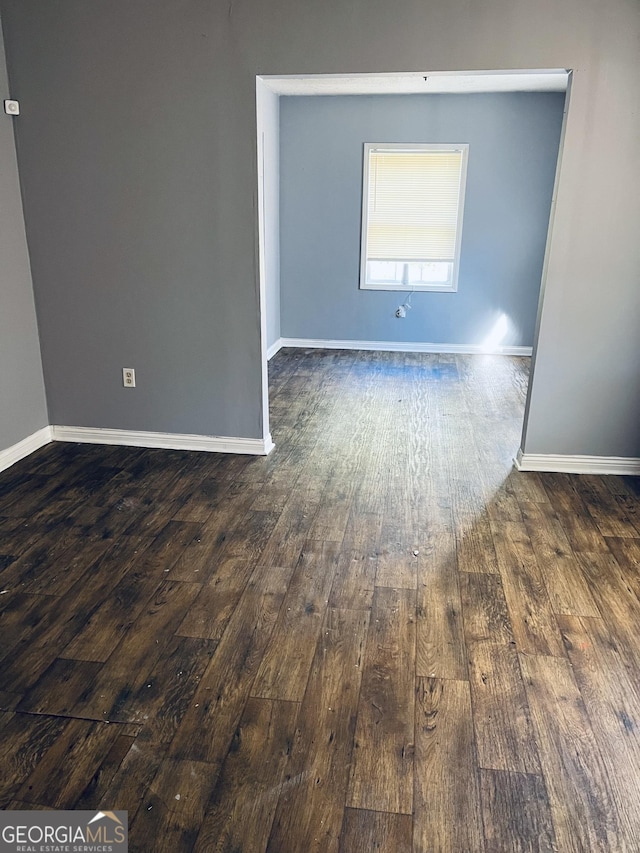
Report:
123,368,136,388
4,100,20,116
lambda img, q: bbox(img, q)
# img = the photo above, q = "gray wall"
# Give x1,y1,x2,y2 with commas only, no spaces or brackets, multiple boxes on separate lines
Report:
0,15,47,454
280,92,564,346
1,0,639,458
257,80,281,352
1,2,265,439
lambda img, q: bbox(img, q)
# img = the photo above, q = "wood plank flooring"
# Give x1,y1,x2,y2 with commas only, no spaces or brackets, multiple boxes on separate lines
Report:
1,348,640,851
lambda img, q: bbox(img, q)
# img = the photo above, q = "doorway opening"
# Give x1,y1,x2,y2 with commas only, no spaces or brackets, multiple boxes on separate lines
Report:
256,69,571,460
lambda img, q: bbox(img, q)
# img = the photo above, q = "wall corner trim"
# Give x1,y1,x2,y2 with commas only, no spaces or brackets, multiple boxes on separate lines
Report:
515,448,640,475
0,426,53,474
51,426,273,456
267,338,284,360
277,338,533,356
263,433,275,455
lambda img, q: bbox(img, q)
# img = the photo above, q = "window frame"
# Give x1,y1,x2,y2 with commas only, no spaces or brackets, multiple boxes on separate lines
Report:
359,142,469,293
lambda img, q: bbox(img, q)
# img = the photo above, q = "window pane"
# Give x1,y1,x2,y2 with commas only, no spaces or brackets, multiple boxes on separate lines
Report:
408,262,451,284
367,261,403,283
366,260,453,286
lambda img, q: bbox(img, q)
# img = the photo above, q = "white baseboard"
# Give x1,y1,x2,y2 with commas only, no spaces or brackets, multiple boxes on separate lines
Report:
515,448,640,475
51,426,274,456
267,338,284,360
3,426,638,476
0,426,53,474
276,337,532,356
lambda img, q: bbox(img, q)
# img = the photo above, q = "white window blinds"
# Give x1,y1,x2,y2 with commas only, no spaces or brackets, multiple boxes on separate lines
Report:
365,147,465,262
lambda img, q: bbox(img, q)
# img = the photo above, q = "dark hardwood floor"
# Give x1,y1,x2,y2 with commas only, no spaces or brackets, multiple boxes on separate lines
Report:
1,348,640,851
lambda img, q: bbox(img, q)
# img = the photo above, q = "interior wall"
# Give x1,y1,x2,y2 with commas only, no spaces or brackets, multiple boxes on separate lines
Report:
1,1,265,440
279,92,564,347
1,0,639,458
0,15,47,454
256,79,281,352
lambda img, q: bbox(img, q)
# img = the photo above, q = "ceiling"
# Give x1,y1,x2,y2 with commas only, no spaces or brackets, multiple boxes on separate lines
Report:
261,70,570,97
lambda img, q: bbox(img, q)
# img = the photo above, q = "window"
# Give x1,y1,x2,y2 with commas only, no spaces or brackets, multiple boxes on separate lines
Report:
359,143,469,292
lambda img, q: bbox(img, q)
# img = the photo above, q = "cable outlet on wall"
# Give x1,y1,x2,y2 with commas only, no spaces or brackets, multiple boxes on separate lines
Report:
122,368,136,388
395,298,413,318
